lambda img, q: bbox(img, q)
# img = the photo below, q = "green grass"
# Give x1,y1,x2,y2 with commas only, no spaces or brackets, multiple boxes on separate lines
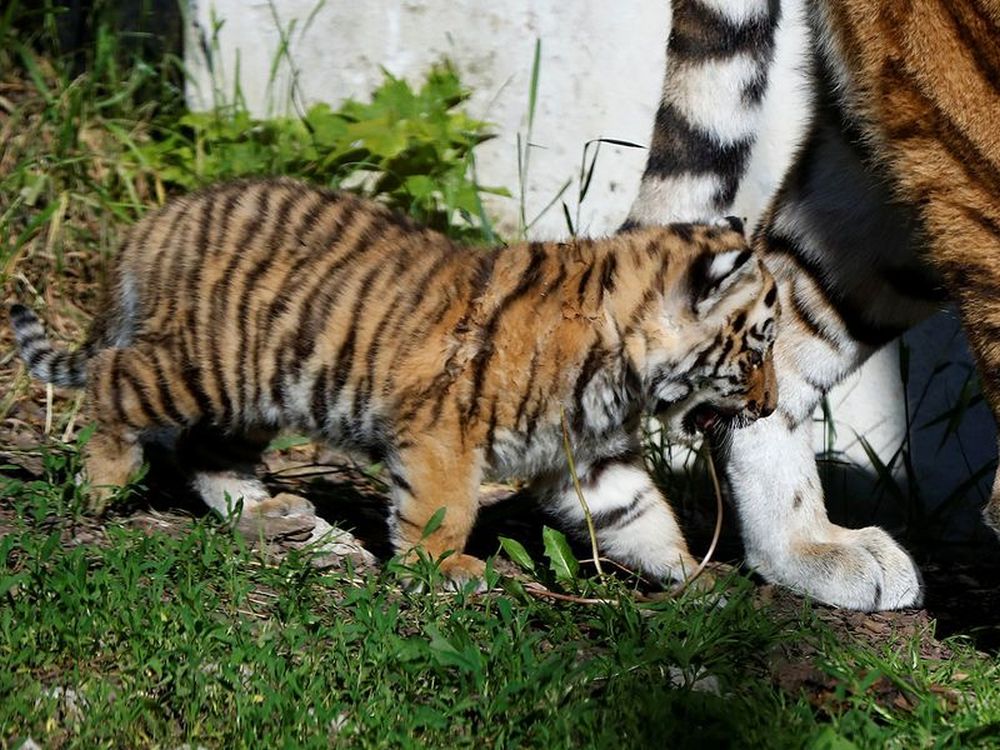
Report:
3,462,1000,749
4,3,1000,748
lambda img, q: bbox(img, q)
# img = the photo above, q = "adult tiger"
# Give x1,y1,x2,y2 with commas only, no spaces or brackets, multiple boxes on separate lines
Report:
625,0,1000,610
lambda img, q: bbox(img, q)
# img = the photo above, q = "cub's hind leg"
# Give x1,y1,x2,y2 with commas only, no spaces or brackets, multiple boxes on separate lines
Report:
534,451,700,585
178,424,317,540
387,431,485,585
84,344,204,511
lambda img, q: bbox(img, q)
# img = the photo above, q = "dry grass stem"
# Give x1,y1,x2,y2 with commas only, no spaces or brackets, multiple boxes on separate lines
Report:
559,406,603,576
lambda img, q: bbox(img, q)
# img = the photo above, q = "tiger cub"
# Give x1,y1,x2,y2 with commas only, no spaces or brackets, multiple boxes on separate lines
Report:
11,178,778,584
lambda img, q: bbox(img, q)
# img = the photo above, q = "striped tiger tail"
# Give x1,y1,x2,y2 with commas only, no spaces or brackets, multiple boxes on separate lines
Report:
8,304,91,388
625,0,781,228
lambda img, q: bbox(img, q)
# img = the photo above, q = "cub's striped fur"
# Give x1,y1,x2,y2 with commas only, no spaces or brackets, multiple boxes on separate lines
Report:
11,178,778,583
625,0,1000,609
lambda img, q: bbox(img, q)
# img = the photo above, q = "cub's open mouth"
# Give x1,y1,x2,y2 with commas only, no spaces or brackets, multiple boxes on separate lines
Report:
681,403,737,435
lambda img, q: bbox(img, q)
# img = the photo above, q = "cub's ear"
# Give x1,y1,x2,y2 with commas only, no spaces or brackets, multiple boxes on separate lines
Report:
688,247,754,309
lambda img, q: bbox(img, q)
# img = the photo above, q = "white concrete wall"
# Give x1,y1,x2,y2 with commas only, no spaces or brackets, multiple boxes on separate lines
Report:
184,0,995,521
186,0,669,239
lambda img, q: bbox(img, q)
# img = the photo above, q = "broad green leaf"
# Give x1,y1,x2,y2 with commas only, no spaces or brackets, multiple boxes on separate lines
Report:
266,434,311,451
542,526,578,583
423,624,482,674
498,536,535,574
422,507,447,539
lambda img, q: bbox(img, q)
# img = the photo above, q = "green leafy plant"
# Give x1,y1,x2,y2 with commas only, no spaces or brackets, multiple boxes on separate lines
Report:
136,64,507,241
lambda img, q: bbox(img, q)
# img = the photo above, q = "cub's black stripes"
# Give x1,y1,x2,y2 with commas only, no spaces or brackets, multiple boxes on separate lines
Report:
672,224,695,244
311,364,331,431
211,186,273,425
330,262,384,403
176,354,215,417
513,348,541,431
599,253,618,297
8,304,90,388
146,204,189,319
576,264,594,303
249,191,322,410
463,244,547,424
285,214,376,372
147,347,188,426
352,252,416,421
571,343,605,431
581,452,641,488
590,490,645,530
267,199,361,319
484,398,500,456
119,362,161,428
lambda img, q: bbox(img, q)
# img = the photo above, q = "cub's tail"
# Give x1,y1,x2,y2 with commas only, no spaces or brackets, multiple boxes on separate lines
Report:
9,304,90,388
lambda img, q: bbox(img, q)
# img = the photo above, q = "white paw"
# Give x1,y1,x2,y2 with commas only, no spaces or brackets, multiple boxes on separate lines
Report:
236,492,318,541
290,516,378,571
750,526,923,611
193,471,272,518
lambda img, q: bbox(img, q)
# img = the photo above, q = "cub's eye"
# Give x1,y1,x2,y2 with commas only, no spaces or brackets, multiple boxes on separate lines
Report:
747,350,763,369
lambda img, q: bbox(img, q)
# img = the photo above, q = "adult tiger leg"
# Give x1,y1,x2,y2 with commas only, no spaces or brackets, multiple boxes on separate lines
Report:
723,360,924,610
954,289,1000,535
721,113,941,610
624,0,934,608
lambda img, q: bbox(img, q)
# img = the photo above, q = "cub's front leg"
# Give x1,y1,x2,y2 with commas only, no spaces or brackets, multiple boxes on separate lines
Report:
386,429,486,585
535,450,700,584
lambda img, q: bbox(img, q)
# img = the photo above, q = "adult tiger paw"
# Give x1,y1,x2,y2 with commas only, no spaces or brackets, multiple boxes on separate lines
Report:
748,525,923,611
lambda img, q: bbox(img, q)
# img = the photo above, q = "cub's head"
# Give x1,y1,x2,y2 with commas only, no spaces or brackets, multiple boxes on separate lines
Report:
620,220,780,440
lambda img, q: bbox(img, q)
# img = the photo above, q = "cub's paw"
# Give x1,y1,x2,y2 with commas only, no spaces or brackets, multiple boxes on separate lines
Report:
401,552,488,593
438,553,488,593
751,525,922,611
76,472,136,516
81,481,114,516
674,567,717,596
236,492,318,541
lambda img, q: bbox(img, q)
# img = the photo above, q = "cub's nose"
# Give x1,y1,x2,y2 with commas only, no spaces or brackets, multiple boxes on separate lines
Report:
759,396,775,418
746,394,775,420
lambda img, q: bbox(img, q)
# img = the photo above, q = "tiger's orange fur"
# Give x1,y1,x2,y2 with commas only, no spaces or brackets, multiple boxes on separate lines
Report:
811,0,1000,522
11,178,779,583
